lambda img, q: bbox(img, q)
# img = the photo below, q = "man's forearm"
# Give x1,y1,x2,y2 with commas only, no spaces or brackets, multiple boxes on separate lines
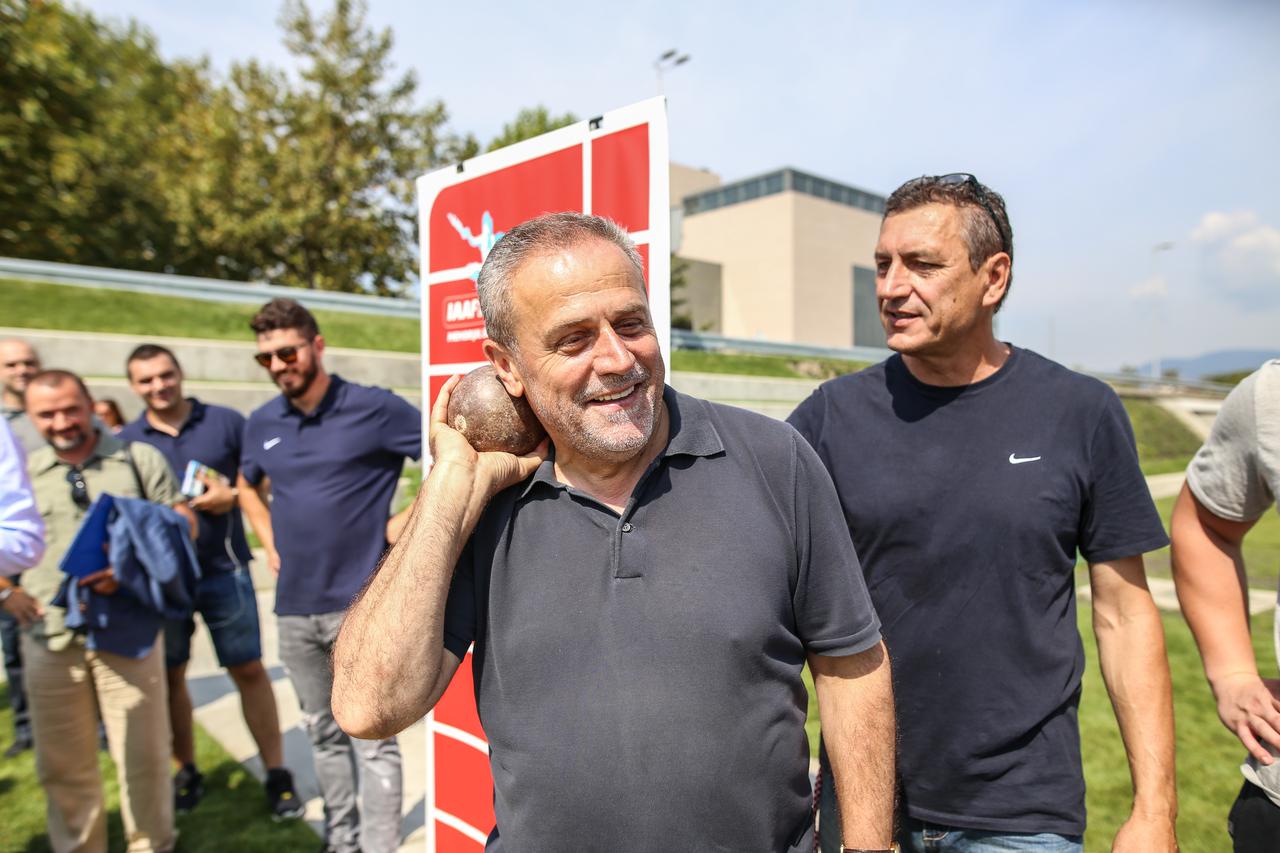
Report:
1091,559,1177,820
811,642,896,848
1170,485,1255,684
332,460,487,739
236,474,275,553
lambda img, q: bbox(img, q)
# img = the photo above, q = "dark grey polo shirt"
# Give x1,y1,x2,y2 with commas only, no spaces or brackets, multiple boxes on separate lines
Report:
443,387,882,853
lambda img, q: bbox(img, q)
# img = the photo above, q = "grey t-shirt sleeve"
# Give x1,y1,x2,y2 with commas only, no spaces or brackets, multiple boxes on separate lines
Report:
1187,368,1275,523
132,442,183,506
790,430,882,657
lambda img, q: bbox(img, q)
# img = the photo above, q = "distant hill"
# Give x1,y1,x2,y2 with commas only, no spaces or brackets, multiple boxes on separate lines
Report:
1138,349,1280,380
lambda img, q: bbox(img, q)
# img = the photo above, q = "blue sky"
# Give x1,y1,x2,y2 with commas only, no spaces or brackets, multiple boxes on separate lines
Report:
82,0,1280,372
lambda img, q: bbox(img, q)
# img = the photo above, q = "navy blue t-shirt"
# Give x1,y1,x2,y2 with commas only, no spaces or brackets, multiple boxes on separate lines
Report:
119,398,252,574
241,375,421,616
788,347,1168,836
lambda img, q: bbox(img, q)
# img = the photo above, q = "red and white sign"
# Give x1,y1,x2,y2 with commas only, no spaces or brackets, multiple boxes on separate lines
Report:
415,97,671,851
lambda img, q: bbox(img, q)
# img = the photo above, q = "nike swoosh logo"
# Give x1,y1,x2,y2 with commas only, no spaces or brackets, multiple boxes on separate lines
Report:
1009,453,1042,464
263,437,282,450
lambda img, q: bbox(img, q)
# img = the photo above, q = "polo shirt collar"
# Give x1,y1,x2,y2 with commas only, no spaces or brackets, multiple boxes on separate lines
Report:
133,397,206,435
281,374,345,419
516,385,725,500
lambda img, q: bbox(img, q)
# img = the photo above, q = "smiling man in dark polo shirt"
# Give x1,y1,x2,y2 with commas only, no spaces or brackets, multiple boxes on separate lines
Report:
119,343,301,820
238,298,421,853
332,213,898,853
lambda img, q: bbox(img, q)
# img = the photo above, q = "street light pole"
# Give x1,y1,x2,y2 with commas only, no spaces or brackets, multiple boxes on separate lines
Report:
1150,241,1174,382
654,48,691,93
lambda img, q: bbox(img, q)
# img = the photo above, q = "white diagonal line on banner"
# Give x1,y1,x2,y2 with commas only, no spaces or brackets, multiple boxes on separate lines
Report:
435,809,490,845
433,721,490,755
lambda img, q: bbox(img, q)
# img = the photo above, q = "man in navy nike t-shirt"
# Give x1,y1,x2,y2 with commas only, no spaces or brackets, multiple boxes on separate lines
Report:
789,174,1177,853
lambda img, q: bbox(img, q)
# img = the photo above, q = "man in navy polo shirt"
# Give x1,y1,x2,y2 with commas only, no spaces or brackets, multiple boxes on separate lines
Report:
238,298,420,853
120,343,301,820
788,174,1177,852
332,214,898,853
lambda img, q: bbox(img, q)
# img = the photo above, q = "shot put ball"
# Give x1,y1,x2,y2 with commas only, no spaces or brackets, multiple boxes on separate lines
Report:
446,365,547,454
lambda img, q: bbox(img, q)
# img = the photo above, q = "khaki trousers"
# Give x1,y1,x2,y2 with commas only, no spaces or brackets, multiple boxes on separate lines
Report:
22,632,175,853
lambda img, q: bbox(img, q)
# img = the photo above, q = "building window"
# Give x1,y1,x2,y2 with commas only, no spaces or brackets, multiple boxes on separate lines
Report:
852,265,886,348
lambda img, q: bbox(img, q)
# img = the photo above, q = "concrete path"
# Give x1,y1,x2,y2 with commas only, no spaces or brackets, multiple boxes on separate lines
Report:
185,564,427,850
1147,471,1187,500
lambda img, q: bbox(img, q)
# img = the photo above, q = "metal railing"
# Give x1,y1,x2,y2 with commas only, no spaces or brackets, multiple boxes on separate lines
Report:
0,256,419,318
0,256,1233,396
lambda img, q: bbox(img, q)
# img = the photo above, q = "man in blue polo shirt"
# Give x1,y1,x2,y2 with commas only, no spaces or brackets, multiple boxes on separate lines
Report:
119,343,302,820
238,298,421,853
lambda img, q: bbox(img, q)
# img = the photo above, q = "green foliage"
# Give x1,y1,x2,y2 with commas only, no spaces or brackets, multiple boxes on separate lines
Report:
1204,369,1253,387
672,349,869,380
670,253,692,330
487,105,578,152
0,0,201,271
0,0,472,295
0,684,318,851
0,278,420,353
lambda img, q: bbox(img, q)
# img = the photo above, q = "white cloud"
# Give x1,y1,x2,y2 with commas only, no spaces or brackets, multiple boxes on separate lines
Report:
1188,210,1280,305
1129,275,1168,299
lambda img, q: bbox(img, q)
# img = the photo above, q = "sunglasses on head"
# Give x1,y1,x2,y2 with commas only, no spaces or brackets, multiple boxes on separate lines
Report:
66,467,90,510
254,342,310,368
934,172,1010,257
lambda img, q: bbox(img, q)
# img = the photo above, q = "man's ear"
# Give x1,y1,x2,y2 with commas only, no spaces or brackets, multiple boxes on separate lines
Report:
483,339,525,398
980,253,1011,309
312,333,326,359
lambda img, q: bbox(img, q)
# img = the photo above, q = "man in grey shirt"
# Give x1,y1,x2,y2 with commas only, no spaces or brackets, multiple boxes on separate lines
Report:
1172,359,1280,851
332,213,898,852
1,339,42,455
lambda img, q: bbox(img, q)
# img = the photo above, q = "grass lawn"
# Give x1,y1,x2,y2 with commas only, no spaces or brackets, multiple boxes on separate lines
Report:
1121,398,1202,477
0,277,420,353
804,606,1273,852
671,348,870,380
0,684,317,853
1141,493,1280,590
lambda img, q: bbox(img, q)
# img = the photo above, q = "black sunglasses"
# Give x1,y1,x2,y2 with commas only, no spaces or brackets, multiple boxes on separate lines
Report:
935,173,1010,256
254,342,310,368
66,467,90,510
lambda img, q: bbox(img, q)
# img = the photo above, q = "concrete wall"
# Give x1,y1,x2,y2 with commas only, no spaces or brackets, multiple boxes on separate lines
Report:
678,192,797,342
790,194,883,349
670,163,721,202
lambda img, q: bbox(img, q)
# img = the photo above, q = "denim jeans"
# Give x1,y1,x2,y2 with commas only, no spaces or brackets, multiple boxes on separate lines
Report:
278,612,402,853
164,568,262,669
0,606,29,739
899,818,1083,852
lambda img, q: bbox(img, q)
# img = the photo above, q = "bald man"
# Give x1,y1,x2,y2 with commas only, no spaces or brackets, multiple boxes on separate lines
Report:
1,339,42,455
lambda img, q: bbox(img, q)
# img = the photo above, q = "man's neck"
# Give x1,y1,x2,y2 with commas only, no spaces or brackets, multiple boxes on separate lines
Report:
145,397,192,437
56,430,100,468
901,332,1011,388
2,389,21,412
553,401,670,513
289,371,332,416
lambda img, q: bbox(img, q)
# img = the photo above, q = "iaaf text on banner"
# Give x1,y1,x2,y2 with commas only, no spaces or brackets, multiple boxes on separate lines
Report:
414,97,671,852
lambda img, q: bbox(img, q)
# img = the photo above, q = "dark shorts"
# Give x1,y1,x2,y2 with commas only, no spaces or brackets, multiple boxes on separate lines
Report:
164,568,262,669
1229,780,1280,853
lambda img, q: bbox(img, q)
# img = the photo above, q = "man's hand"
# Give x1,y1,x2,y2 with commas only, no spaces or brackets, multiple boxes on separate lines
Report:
266,546,281,576
2,587,44,628
1113,810,1178,852
1211,672,1280,763
78,568,119,596
429,375,547,508
189,470,237,515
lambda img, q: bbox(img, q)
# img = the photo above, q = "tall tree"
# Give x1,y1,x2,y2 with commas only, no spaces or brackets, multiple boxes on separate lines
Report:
0,0,204,271
487,105,578,152
168,0,468,293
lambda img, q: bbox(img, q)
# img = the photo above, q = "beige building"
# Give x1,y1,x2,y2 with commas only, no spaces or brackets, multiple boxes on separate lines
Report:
670,164,888,349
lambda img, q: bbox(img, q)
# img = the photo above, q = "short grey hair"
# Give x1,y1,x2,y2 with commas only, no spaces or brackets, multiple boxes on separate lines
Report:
475,212,645,348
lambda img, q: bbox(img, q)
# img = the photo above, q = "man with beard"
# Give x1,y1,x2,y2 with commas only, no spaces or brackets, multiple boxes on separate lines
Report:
238,298,421,853
0,338,41,758
21,369,195,852
119,344,301,818
332,214,897,853
1,338,42,454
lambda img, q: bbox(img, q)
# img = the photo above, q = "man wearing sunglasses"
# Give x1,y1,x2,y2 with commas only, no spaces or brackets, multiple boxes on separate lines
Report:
788,175,1177,852
238,298,421,853
120,343,302,820
21,369,196,853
